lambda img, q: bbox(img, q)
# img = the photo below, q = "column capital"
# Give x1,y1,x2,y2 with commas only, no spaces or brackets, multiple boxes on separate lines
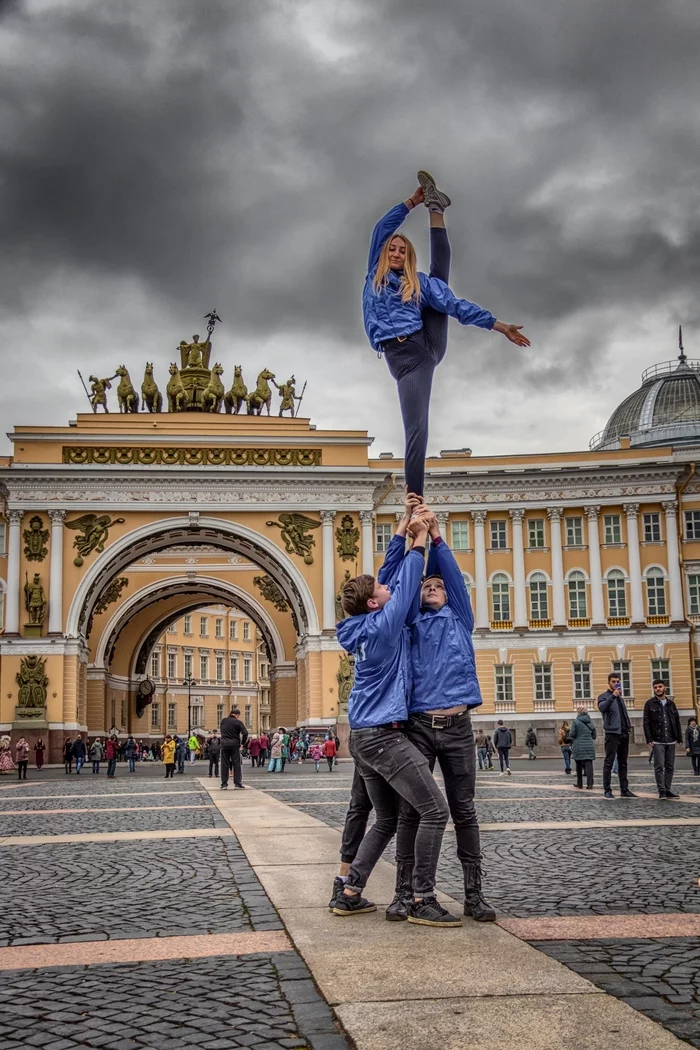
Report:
509,508,525,524
585,505,601,521
395,512,405,524
471,510,487,526
7,509,24,526
547,507,563,522
435,511,450,527
662,500,678,517
359,511,375,525
320,510,336,525
49,509,66,526
623,503,640,519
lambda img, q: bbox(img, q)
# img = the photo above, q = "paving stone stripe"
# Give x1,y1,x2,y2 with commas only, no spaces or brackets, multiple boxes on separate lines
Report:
0,790,205,803
0,826,233,846
0,804,215,816
0,931,294,970
499,914,700,940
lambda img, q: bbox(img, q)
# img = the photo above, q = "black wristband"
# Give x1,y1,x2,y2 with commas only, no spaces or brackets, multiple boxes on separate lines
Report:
412,545,426,557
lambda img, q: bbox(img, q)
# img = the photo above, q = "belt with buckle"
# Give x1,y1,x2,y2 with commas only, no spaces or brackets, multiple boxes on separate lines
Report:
415,710,470,730
380,330,421,353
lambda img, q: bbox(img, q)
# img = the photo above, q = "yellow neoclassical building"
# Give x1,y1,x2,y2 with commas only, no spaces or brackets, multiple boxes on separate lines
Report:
2,340,700,759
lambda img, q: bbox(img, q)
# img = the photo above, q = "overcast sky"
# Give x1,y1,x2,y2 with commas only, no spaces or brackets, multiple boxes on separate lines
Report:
1,0,699,461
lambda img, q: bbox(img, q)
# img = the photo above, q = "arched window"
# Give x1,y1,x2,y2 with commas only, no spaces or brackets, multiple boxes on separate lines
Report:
567,571,587,619
491,573,511,622
0,579,5,632
461,573,473,599
606,569,627,618
645,567,666,616
529,572,549,620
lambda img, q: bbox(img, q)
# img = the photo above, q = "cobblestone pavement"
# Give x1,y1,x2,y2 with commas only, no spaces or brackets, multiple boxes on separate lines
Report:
535,939,700,1049
0,953,342,1050
0,776,350,1050
252,760,700,1048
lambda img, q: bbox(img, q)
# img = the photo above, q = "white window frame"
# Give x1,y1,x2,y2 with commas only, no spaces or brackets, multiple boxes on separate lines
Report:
567,571,588,619
490,519,508,550
451,520,470,550
572,661,592,700
199,654,209,680
491,573,511,622
495,664,513,702
199,616,208,637
167,651,177,678
230,655,238,681
215,655,225,682
528,573,549,620
183,614,192,636
150,650,160,678
244,704,252,728
565,516,584,546
645,567,667,616
216,702,224,725
643,512,661,542
244,657,252,683
375,523,392,553
243,621,250,641
688,573,700,616
603,514,622,544
230,619,237,640
167,702,177,729
183,653,193,679
150,702,161,729
533,663,552,700
0,523,6,555
612,660,632,697
651,658,671,692
215,618,224,638
528,518,545,549
685,510,700,540
606,570,627,618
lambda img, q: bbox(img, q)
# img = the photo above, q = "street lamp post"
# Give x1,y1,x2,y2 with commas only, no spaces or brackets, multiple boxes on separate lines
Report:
183,676,196,739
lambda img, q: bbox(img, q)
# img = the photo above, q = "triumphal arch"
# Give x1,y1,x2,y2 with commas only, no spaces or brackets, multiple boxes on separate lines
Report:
0,326,382,760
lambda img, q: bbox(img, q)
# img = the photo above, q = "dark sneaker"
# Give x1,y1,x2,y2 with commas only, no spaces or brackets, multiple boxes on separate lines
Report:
603,791,615,799
329,876,345,910
407,897,462,928
221,784,228,790
620,790,637,798
463,890,496,923
385,892,411,922
234,784,246,790
658,793,667,799
333,892,377,916
666,791,680,799
417,170,451,213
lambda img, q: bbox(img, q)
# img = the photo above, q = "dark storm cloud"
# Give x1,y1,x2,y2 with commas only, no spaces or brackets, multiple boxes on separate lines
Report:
1,0,699,453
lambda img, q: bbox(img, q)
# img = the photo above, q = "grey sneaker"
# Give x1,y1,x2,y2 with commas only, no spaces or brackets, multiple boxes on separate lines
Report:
417,170,451,213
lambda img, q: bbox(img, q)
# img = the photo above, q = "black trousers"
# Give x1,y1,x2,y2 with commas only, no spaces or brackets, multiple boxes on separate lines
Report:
348,727,448,898
396,714,481,877
383,227,450,497
652,742,676,795
603,732,629,793
107,758,117,777
691,754,700,775
17,761,27,780
164,762,175,778
575,759,594,788
340,766,373,864
208,757,220,777
221,745,242,787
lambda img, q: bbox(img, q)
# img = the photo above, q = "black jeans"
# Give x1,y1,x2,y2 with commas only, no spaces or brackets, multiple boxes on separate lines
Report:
603,732,629,793
497,746,510,772
92,761,100,773
340,766,373,864
208,757,220,777
347,727,448,898
165,762,175,778
17,761,27,780
396,714,481,877
383,227,450,496
652,742,676,795
221,745,242,787
107,758,117,777
575,759,593,788
691,754,700,775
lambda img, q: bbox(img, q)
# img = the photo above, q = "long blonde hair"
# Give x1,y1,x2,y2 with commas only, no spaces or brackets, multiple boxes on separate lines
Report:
372,234,421,304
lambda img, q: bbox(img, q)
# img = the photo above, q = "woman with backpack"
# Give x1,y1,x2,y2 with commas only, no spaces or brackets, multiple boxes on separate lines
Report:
558,721,573,775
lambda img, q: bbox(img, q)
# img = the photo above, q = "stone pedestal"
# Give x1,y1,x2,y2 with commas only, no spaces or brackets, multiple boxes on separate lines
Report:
13,708,48,729
23,625,43,638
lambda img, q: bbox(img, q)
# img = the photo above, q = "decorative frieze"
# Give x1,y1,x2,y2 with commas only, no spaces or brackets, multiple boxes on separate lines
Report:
62,446,322,467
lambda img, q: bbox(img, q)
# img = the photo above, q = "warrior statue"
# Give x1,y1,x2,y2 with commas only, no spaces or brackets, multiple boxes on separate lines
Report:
24,573,47,626
89,374,116,413
273,375,303,417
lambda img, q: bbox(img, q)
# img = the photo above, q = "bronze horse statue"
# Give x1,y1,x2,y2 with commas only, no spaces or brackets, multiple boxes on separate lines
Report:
224,365,248,415
114,365,139,413
141,362,163,413
246,368,276,416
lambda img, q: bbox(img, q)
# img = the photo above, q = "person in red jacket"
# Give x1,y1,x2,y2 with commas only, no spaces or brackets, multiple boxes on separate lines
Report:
105,734,119,779
322,736,337,773
248,736,261,768
258,732,269,766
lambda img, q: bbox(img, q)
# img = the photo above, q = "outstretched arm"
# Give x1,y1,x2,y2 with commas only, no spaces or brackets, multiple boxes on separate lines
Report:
366,188,424,274
419,276,531,347
376,493,423,589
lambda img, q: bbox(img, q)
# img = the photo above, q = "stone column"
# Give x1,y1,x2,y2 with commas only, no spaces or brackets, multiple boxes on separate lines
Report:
547,508,566,626
471,510,489,629
663,500,685,622
5,510,23,635
586,506,605,625
623,503,645,624
48,510,66,635
360,511,375,576
435,511,449,541
509,509,528,627
320,510,336,631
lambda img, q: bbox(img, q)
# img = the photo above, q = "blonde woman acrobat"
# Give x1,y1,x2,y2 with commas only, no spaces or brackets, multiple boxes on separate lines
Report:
363,170,530,497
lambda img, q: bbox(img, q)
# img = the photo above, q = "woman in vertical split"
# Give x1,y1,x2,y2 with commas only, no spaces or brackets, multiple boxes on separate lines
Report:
363,171,530,496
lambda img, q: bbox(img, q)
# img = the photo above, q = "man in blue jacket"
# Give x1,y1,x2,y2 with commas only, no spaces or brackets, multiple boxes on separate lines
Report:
334,510,459,927
378,507,496,923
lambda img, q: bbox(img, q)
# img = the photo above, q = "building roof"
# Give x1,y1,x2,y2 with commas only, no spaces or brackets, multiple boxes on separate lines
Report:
591,337,700,451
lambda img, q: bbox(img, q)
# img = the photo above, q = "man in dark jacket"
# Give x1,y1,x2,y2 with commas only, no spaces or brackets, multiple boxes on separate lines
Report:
493,721,512,775
643,680,682,799
72,734,87,774
220,708,248,790
597,672,636,800
207,733,221,778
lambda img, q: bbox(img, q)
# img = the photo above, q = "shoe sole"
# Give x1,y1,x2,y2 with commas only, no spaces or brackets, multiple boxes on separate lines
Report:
385,912,409,922
407,915,463,928
332,905,377,916
417,170,451,209
464,912,497,923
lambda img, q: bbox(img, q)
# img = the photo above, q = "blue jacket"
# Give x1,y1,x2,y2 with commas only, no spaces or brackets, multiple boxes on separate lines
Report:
362,203,496,351
410,539,482,713
336,547,425,729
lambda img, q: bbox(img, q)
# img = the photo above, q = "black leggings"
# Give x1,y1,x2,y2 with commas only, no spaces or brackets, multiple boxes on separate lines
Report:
383,226,451,496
